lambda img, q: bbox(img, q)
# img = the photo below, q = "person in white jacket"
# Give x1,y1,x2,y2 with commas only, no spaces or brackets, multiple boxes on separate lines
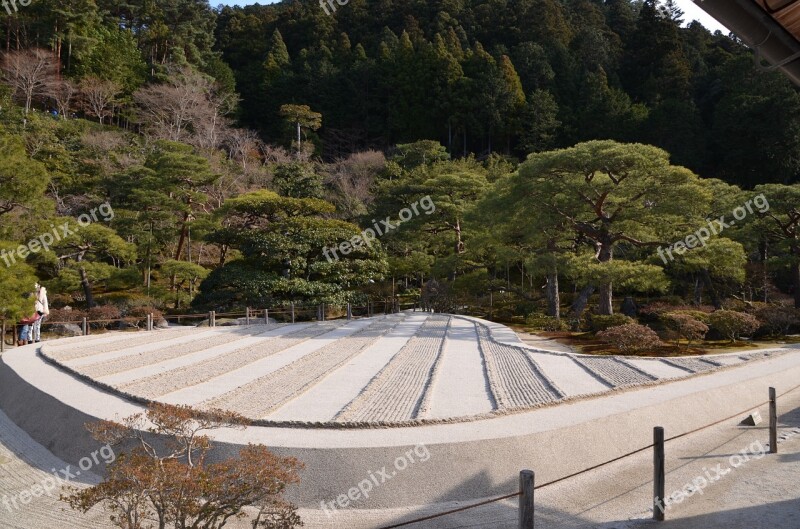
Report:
32,282,49,343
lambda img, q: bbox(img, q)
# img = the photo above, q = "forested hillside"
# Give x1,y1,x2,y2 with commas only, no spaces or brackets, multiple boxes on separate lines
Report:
2,0,800,344
216,0,800,187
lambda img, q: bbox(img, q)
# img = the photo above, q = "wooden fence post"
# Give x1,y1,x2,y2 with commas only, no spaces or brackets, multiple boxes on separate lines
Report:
264,308,269,325
654,426,666,521
347,303,352,321
519,470,534,529
291,302,295,324
770,387,778,454
246,307,251,326
209,311,216,328
82,317,88,336
1,320,5,353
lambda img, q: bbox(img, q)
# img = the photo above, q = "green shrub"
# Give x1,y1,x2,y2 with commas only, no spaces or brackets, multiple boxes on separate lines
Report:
589,314,634,332
639,302,714,317
597,323,662,354
525,314,568,332
707,310,760,342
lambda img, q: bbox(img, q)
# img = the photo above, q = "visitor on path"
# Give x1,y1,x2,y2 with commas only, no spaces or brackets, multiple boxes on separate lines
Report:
17,298,40,346
32,282,49,343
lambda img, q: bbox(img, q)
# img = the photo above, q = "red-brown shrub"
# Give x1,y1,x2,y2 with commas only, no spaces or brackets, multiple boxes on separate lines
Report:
597,323,662,354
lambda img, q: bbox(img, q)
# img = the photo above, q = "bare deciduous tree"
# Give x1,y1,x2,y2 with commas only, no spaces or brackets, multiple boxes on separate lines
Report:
49,78,77,118
258,143,292,166
65,404,303,529
80,76,121,124
325,150,386,218
225,127,261,171
134,66,236,146
0,48,57,114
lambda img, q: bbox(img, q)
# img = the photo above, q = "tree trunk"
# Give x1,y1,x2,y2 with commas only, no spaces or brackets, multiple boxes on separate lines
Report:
569,285,595,321
760,239,769,303
793,260,800,309
454,219,464,254
174,211,190,261
546,272,560,319
702,269,722,309
693,276,702,305
597,242,613,315
78,263,95,308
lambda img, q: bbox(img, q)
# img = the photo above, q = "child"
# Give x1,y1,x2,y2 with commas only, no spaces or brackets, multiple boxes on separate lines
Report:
18,312,40,346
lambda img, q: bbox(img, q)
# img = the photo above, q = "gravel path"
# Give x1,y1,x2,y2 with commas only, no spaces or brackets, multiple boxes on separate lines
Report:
118,323,341,399
266,315,430,422
335,316,450,423
0,408,110,529
571,356,657,387
47,328,200,362
423,318,495,420
477,325,563,409
206,317,405,419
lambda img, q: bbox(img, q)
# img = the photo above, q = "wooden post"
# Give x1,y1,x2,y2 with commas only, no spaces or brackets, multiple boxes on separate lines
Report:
146,314,151,331
769,387,778,454
653,426,666,521
209,311,216,328
519,470,534,529
82,317,88,336
290,302,295,324
347,303,352,321
264,308,269,325
1,320,5,353
246,307,251,326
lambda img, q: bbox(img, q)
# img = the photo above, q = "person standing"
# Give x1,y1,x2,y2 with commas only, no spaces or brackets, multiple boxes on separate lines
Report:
32,282,49,343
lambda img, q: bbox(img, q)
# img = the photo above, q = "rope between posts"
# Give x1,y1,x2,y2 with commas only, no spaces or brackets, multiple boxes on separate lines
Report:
377,381,800,528
378,492,522,529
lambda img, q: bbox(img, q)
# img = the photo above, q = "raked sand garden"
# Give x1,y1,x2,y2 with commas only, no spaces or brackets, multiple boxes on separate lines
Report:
38,313,794,426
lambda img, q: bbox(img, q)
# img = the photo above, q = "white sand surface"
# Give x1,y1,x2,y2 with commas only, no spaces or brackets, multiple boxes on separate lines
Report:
97,324,311,386
267,315,428,422
532,351,611,396
424,317,495,419
625,358,695,379
160,320,373,406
